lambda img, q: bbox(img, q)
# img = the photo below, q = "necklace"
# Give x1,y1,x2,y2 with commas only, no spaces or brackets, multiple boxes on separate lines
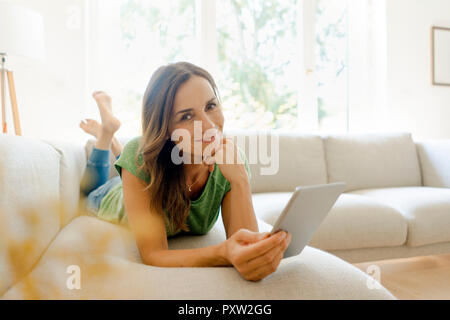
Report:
187,168,208,192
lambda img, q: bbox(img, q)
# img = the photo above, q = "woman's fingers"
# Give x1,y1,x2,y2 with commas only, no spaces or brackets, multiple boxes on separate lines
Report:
242,232,290,273
239,231,287,261
246,249,285,282
202,136,241,174
244,233,291,281
202,136,222,164
203,154,215,165
228,231,291,282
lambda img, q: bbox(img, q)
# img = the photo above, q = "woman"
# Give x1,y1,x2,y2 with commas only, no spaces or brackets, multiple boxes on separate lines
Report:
80,62,291,282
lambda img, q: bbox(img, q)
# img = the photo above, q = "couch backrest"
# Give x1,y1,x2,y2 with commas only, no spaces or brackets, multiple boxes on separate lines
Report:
415,139,450,188
225,130,328,193
323,132,423,192
0,135,61,296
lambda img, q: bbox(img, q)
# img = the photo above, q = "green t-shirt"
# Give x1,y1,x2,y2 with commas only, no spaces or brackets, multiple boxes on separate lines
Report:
96,136,251,237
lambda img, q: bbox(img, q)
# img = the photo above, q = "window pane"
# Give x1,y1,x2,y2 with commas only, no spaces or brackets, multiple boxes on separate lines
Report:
315,0,349,132
92,0,196,136
216,0,299,130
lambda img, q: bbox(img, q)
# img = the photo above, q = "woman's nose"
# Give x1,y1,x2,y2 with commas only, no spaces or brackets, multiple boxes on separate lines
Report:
197,115,217,141
200,113,217,131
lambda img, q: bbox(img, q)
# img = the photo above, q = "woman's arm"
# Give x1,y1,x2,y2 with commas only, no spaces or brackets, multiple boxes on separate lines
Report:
122,168,228,267
123,167,291,281
209,138,258,239
221,178,259,239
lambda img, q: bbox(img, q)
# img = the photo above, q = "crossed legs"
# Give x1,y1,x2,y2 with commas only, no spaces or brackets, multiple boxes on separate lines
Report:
79,91,123,196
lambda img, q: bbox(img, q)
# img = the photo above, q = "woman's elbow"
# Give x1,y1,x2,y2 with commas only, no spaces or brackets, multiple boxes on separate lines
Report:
141,249,168,267
141,251,159,266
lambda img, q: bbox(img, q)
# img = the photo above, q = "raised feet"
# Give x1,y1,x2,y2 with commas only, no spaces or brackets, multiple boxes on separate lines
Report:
79,118,102,138
92,91,121,135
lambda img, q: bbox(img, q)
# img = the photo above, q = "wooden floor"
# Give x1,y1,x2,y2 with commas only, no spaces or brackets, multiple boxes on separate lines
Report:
353,253,450,300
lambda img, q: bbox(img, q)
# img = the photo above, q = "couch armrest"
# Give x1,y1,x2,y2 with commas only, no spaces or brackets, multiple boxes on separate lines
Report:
0,135,62,297
416,140,450,188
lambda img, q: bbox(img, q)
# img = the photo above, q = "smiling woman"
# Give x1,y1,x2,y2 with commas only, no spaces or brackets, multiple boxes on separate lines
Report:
80,61,291,282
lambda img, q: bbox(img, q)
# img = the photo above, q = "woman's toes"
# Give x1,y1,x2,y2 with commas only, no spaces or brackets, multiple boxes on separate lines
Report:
79,121,87,131
93,91,111,102
92,90,103,97
79,118,102,138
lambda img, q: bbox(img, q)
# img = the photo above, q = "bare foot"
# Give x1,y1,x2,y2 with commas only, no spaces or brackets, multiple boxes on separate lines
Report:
79,118,102,138
92,91,121,134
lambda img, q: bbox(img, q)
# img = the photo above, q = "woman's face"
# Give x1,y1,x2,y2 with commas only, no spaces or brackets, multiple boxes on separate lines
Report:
167,75,225,162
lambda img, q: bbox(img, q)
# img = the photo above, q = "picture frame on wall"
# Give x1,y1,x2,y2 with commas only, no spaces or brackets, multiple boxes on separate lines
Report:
431,26,450,86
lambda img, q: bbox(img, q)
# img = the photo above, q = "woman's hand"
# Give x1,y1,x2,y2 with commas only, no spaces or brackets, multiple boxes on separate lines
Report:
203,137,248,185
222,229,292,282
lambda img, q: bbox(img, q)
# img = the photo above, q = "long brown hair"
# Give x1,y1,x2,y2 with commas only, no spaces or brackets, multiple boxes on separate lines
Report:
135,62,221,234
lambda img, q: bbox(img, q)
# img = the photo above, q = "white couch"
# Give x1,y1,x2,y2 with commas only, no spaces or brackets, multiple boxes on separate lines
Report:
7,130,446,299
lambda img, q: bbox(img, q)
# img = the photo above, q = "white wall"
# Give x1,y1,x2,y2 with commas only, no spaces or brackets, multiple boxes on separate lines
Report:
1,0,88,143
386,0,450,140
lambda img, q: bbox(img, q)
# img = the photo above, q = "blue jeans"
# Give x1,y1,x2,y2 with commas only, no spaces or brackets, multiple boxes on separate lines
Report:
80,147,121,213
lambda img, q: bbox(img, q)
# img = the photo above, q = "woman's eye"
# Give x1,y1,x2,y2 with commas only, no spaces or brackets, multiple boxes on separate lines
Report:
206,103,217,110
181,114,192,121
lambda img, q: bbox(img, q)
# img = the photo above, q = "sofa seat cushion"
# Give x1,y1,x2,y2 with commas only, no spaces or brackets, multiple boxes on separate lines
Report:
252,192,294,225
1,215,394,299
349,187,450,247
252,192,408,250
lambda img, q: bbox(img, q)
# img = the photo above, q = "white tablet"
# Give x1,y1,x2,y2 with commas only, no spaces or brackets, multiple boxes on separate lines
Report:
270,182,346,258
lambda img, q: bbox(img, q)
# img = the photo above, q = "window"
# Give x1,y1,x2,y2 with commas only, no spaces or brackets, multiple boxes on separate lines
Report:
88,0,197,136
315,0,349,132
216,0,299,130
88,0,386,136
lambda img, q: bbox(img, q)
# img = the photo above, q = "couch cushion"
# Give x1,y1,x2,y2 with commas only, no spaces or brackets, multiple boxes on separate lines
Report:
225,130,328,193
2,215,394,299
0,135,61,296
416,140,450,188
251,192,294,225
350,187,450,247
323,132,422,192
252,192,407,250
310,194,407,250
